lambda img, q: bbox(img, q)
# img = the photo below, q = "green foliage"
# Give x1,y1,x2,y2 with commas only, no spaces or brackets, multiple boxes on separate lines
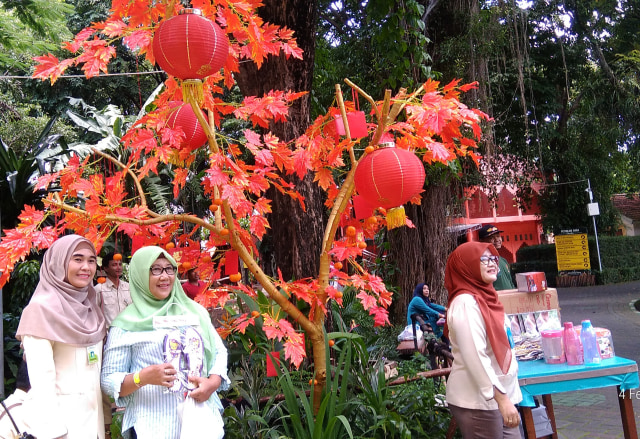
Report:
513,236,640,285
0,116,72,230
64,97,173,216
314,0,433,115
3,259,40,393
276,335,357,439
0,0,73,70
0,106,77,155
222,359,285,439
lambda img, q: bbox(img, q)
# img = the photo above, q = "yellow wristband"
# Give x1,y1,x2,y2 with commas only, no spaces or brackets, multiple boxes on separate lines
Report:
133,371,142,387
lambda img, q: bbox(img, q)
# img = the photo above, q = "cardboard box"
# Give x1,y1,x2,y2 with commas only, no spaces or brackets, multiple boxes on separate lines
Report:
498,288,559,315
516,272,547,292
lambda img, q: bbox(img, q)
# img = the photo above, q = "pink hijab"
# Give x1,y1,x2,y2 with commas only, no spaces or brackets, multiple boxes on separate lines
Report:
16,234,105,346
444,241,512,374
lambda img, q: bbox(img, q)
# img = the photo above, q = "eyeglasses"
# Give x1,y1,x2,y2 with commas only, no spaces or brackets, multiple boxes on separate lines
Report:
480,255,499,266
149,266,176,276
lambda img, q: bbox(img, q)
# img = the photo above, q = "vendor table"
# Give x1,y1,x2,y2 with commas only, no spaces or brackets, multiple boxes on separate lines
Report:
517,357,640,439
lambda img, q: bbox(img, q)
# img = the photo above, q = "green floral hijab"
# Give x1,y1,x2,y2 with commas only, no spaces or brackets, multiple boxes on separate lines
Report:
111,246,216,372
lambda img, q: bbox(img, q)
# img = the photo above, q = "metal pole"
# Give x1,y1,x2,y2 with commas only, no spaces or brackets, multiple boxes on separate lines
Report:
587,179,603,271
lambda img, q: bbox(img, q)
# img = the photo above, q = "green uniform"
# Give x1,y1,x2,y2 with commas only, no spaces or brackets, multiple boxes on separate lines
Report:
494,256,515,290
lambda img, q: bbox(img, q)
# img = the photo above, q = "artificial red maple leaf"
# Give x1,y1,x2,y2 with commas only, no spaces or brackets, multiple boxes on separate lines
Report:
443,78,461,93
253,197,271,215
123,30,153,53
459,81,479,92
329,243,361,261
325,285,343,306
356,291,377,311
34,172,60,191
283,338,305,369
370,306,390,327
172,168,189,199
425,141,455,164
293,149,311,179
234,314,254,334
103,20,127,37
314,168,334,190
249,214,269,239
262,315,286,340
76,40,116,77
32,55,74,85
63,28,95,53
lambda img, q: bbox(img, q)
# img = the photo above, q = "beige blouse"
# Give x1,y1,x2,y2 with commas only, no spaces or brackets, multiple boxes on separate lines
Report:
21,336,104,439
445,294,522,410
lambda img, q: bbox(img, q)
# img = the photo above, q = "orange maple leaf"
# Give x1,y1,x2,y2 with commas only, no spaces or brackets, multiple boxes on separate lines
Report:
32,55,74,85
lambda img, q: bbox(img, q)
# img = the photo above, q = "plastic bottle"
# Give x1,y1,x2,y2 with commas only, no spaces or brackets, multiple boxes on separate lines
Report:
581,320,601,366
563,322,583,365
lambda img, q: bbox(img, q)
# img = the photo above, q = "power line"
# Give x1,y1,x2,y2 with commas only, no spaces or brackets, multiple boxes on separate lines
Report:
536,179,588,188
0,70,164,80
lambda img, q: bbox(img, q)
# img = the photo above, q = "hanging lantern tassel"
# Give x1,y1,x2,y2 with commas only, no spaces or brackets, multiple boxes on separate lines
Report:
386,206,406,229
182,79,204,107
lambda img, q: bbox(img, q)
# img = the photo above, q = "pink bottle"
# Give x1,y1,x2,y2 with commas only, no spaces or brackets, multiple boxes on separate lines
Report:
563,322,583,365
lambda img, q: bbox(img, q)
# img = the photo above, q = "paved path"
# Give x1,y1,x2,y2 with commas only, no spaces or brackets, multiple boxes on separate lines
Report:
541,281,640,438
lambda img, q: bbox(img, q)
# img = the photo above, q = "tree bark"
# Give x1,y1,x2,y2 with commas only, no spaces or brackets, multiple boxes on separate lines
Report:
387,182,459,323
234,0,324,281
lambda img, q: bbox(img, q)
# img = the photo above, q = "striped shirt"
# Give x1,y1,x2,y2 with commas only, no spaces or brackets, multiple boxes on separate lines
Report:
101,326,229,439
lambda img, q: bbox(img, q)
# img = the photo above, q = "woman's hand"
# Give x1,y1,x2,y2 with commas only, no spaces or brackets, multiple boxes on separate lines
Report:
493,388,520,428
141,362,177,388
187,374,222,403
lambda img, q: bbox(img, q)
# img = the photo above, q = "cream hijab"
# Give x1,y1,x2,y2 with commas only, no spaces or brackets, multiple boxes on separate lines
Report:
16,234,106,346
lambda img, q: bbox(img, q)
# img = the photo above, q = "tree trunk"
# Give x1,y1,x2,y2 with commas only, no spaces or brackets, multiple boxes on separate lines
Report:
234,0,330,414
234,0,323,281
387,182,460,323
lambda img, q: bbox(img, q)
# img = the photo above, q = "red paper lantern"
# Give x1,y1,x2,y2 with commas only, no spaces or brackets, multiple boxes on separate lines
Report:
152,9,229,80
165,102,208,152
354,148,425,228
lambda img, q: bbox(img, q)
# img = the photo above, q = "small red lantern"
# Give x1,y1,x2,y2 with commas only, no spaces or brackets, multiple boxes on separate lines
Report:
354,147,425,229
152,9,229,80
165,102,207,152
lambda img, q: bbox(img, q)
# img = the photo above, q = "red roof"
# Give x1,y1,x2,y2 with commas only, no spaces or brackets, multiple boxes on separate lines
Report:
612,194,640,221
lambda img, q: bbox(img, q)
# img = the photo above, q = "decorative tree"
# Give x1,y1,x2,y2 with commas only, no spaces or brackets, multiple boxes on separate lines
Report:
0,0,488,411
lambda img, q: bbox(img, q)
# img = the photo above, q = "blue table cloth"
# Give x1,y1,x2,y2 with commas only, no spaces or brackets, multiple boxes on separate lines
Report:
517,356,640,407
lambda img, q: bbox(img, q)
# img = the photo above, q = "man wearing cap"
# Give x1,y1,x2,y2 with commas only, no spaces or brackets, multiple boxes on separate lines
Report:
478,224,516,290
95,252,131,326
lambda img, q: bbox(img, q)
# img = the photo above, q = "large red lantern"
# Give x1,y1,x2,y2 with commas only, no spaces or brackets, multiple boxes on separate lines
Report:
152,9,229,80
354,147,425,229
165,102,208,152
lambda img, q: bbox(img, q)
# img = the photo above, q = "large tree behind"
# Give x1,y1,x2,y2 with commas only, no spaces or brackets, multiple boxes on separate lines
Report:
426,1,640,234
314,1,466,317
234,0,324,281
386,168,462,320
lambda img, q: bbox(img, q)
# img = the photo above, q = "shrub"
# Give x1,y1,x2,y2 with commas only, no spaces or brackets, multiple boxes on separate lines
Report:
513,235,640,285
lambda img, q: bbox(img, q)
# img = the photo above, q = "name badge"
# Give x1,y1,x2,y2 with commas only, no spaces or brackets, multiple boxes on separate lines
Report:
153,314,199,329
87,344,99,365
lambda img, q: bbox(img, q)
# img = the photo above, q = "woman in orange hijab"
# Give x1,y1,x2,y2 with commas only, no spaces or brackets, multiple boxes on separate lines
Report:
444,241,522,438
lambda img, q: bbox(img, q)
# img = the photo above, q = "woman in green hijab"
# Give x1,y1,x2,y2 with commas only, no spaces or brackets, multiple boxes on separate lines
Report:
101,246,228,439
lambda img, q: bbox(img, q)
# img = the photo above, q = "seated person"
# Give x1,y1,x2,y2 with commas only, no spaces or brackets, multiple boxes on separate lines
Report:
407,283,446,339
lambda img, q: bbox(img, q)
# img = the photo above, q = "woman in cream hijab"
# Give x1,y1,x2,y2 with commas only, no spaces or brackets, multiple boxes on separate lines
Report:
17,234,106,439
